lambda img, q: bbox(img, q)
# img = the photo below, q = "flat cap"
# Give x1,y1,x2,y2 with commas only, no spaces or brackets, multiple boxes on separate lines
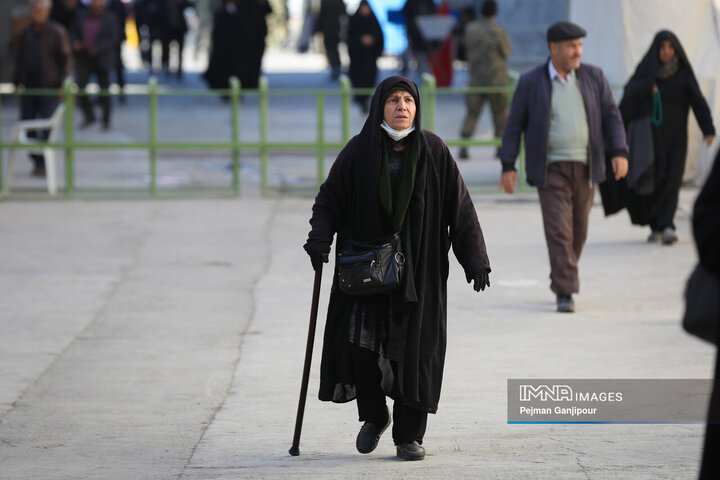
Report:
546,21,587,43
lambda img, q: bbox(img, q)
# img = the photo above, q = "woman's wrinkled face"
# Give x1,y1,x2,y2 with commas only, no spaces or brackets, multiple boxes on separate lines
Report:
659,40,675,64
383,89,416,131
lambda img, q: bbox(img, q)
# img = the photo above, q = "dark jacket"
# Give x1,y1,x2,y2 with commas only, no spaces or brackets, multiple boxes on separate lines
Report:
13,20,73,88
70,8,120,71
694,151,720,276
499,61,628,187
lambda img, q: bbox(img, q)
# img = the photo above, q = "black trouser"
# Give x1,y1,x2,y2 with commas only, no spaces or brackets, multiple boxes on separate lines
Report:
76,54,111,125
700,349,720,479
20,94,58,169
650,137,687,231
351,343,427,445
114,41,126,90
323,31,341,72
161,32,185,77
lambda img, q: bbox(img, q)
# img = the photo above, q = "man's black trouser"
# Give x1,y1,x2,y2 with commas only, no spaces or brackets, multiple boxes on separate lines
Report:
20,95,58,169
76,54,111,126
350,343,427,445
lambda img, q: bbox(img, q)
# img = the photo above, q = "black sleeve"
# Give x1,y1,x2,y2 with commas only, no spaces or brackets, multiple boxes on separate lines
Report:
693,150,720,275
442,141,491,275
687,70,716,136
305,140,355,253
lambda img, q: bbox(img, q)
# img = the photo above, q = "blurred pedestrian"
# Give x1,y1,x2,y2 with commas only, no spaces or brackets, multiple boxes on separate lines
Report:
316,0,346,80
347,0,383,112
238,0,272,90
452,6,475,64
70,0,119,130
133,0,160,70
14,0,73,177
51,0,85,31
203,0,241,92
158,0,191,80
619,30,715,245
304,76,490,461
108,0,128,99
400,0,435,75
694,150,720,479
498,22,629,313
458,0,510,160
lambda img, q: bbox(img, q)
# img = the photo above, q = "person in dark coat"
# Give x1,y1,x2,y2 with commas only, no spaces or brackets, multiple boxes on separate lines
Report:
51,0,85,31
203,0,241,92
14,0,73,177
316,0,346,80
157,0,191,80
347,0,383,112
304,76,491,461
693,150,720,479
400,0,435,74
238,0,271,90
70,0,119,129
108,0,128,97
499,22,628,313
619,30,715,245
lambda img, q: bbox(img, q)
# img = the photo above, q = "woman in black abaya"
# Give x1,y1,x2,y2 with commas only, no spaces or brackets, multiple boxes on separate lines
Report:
203,0,242,91
619,30,715,244
347,1,384,112
304,76,491,461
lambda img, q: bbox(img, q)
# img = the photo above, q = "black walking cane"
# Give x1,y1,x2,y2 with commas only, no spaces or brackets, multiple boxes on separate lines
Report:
289,254,327,456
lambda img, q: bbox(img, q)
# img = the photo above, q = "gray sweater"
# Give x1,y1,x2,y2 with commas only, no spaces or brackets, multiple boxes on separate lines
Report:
499,61,628,187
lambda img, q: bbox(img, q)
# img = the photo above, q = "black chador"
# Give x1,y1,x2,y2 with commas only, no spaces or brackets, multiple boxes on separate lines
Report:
304,76,490,455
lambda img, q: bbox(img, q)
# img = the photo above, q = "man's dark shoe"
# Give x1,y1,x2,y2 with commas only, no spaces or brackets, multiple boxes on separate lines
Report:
356,411,390,454
396,441,425,461
31,166,46,178
557,295,575,313
458,147,469,160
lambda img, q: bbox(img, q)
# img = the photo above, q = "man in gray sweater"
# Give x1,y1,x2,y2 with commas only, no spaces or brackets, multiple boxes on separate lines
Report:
498,21,629,313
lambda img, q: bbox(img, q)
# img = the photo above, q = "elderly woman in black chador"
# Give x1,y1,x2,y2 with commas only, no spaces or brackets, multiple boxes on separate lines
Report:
619,30,715,245
304,76,491,461
347,1,384,113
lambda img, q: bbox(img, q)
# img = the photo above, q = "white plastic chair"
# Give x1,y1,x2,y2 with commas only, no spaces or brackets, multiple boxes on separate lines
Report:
3,103,65,195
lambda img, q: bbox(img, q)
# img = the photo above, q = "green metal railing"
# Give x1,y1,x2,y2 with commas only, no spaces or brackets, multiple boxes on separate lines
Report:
0,75,521,199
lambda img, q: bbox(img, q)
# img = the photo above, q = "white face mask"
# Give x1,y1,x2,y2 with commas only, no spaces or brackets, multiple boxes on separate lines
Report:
380,121,416,141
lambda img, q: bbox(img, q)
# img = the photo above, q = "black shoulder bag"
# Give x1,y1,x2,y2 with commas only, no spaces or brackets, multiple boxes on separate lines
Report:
337,233,404,296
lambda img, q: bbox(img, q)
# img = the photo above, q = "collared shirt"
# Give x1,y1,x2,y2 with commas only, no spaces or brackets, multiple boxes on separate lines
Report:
548,60,571,84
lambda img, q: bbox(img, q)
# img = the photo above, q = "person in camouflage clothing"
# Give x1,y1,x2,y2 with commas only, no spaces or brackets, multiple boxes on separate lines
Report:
458,0,511,159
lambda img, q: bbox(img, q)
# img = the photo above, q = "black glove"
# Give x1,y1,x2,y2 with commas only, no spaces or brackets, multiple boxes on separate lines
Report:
304,243,330,271
466,270,490,292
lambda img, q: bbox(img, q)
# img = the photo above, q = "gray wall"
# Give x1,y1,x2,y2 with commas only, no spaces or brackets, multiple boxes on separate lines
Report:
496,0,570,72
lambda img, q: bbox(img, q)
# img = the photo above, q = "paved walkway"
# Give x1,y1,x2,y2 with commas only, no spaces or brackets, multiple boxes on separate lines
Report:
0,186,714,479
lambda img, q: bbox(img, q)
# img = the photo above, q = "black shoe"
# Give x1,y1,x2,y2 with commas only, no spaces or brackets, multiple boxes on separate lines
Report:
356,410,390,454
79,118,96,129
557,295,575,313
396,441,425,461
31,166,46,178
647,230,662,243
458,147,469,160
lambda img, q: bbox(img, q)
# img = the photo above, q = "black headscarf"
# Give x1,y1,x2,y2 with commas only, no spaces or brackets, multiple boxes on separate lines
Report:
357,76,424,232
619,30,693,122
